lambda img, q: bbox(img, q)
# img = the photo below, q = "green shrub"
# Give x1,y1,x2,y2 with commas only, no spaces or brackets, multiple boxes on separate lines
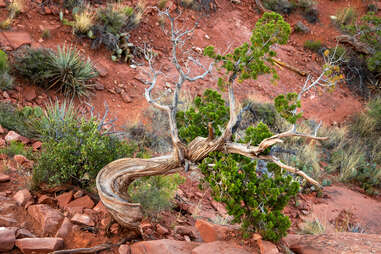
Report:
33,102,136,188
303,40,323,52
14,46,97,98
0,50,13,90
176,89,230,143
0,140,31,158
177,89,300,241
263,0,295,14
96,4,139,36
128,173,184,218
0,102,41,138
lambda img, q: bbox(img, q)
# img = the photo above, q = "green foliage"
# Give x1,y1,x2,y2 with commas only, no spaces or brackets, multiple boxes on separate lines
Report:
177,89,300,241
274,93,302,124
303,40,323,52
204,12,290,83
33,102,136,188
341,12,381,77
0,102,41,138
176,89,229,143
96,4,138,36
200,154,299,241
129,173,184,218
325,98,381,192
263,0,295,14
14,46,97,98
0,140,31,158
0,50,13,90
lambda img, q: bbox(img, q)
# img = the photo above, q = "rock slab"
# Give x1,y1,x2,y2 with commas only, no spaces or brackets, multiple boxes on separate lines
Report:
15,237,64,254
0,227,17,251
28,204,64,235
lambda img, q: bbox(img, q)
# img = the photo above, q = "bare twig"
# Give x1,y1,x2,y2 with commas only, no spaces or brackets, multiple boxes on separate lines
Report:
49,238,128,254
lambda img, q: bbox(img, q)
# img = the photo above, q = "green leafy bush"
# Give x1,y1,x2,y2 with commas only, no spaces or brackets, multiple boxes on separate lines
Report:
177,89,300,241
0,50,13,90
33,102,136,188
0,140,31,158
14,46,97,98
176,89,229,143
0,102,41,138
303,40,323,52
128,173,184,218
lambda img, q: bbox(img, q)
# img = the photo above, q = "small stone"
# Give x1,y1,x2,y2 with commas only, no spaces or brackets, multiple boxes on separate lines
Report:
93,201,108,214
0,138,5,147
156,224,169,235
174,226,197,239
32,141,42,151
119,244,130,254
38,195,56,206
15,237,64,253
66,195,94,209
56,191,73,209
16,228,36,239
0,173,10,182
71,213,95,227
13,189,32,206
28,204,64,235
0,227,17,251
5,131,21,144
94,63,108,77
295,21,310,33
23,86,37,101
110,223,119,234
55,217,72,239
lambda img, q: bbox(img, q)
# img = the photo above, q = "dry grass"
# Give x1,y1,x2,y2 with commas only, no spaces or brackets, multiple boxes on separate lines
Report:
8,0,24,16
300,218,325,235
73,7,95,34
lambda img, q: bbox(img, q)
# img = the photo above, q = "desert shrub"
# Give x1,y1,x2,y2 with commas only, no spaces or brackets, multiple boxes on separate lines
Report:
177,0,217,13
263,0,295,14
326,98,381,192
0,102,42,138
14,46,97,98
177,89,300,241
0,50,13,90
128,173,184,218
96,3,139,36
33,103,136,188
0,140,31,158
176,89,230,143
338,12,381,97
304,40,323,52
73,7,95,34
300,218,325,235
296,0,318,23
336,7,357,27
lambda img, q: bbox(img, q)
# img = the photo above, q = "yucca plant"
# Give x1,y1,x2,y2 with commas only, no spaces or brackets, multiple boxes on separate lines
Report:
14,46,97,98
44,45,97,98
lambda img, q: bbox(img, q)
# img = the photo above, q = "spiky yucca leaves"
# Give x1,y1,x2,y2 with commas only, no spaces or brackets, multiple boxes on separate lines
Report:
14,46,97,98
45,46,97,98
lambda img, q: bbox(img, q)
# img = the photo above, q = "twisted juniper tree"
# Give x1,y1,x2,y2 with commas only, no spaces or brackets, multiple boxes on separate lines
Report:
96,10,343,240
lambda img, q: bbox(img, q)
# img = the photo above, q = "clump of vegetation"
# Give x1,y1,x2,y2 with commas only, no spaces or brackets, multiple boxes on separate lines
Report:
0,102,41,138
14,46,97,98
0,140,31,158
73,7,95,34
335,7,357,27
129,173,184,218
0,0,24,29
263,0,295,14
32,101,136,188
177,89,300,241
0,50,14,90
177,0,217,13
304,40,323,52
336,12,381,97
300,218,325,235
